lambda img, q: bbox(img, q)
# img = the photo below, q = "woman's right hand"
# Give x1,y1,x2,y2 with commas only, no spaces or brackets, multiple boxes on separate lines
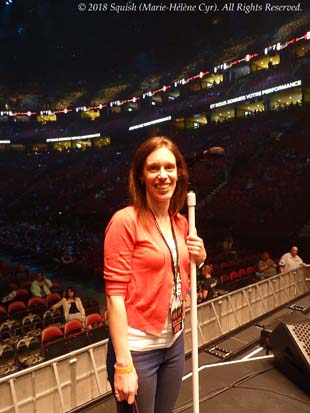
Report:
114,367,138,405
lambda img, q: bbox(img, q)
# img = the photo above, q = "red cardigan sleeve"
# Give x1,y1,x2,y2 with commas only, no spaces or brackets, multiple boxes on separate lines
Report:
104,208,136,296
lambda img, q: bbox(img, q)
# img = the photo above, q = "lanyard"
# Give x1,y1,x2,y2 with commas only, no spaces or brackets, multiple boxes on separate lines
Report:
151,211,180,297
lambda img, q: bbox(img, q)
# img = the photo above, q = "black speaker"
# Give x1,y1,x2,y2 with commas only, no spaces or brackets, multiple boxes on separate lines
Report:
270,321,310,395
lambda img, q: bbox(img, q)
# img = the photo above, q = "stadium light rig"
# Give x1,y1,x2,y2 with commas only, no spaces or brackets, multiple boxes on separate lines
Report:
0,31,308,119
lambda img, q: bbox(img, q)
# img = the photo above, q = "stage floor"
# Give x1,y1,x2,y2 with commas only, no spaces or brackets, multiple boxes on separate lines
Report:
177,356,310,413
74,294,310,413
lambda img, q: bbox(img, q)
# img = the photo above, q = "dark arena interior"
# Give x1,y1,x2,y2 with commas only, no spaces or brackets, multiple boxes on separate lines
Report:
0,1,310,412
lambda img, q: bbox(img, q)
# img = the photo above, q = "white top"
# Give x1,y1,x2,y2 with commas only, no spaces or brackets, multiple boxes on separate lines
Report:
279,252,303,272
128,237,183,351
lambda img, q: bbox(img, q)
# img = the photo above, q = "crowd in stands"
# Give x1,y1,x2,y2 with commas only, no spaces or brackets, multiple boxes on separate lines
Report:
1,104,309,278
0,236,308,376
0,259,107,377
201,106,310,240
0,36,309,378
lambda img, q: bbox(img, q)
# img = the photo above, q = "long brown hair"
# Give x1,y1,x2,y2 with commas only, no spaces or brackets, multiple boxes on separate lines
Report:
128,136,189,215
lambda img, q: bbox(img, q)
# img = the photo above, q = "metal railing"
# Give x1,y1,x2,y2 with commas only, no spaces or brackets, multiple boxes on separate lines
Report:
0,267,309,413
183,267,309,352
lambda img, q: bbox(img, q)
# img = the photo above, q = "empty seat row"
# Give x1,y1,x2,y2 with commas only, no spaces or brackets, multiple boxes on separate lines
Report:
42,313,109,359
0,310,64,341
2,295,100,321
220,266,256,284
1,294,62,320
0,313,109,377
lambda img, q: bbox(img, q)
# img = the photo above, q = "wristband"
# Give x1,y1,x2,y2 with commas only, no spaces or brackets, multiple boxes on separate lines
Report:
114,363,134,375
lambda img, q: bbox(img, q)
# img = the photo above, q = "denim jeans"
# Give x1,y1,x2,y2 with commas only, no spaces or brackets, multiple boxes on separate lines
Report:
107,333,185,413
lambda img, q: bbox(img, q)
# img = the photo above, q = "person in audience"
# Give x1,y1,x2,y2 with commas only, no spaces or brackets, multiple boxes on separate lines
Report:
198,264,217,302
61,249,73,265
0,274,16,304
14,263,30,284
256,251,277,279
60,248,74,275
104,136,206,412
51,287,86,323
0,259,14,280
30,272,52,297
279,245,310,273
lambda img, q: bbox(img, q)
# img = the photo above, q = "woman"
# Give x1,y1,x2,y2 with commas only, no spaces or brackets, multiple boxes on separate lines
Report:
104,136,206,413
51,287,86,324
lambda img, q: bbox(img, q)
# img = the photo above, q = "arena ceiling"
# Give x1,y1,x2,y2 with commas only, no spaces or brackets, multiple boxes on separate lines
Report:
0,0,308,93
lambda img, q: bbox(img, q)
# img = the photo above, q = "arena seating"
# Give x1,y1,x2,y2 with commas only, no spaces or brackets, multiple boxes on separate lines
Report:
64,319,89,350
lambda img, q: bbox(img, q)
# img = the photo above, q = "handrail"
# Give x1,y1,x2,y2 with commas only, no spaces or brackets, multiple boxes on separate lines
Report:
0,267,309,413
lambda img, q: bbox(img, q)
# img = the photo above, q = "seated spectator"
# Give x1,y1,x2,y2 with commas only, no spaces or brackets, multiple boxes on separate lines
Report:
59,249,74,275
279,245,310,273
14,263,30,284
197,264,217,303
30,273,52,297
0,260,14,280
51,287,85,324
256,251,277,279
72,248,86,266
61,249,73,265
0,275,16,304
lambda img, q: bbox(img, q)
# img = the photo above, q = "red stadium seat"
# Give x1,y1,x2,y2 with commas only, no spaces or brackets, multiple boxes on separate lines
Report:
0,305,8,322
64,319,84,336
8,301,28,319
42,325,64,343
64,319,89,350
46,293,62,307
246,266,256,275
42,325,68,359
15,288,30,303
28,297,47,315
238,268,247,278
220,274,230,284
85,313,103,328
229,271,239,281
86,313,108,343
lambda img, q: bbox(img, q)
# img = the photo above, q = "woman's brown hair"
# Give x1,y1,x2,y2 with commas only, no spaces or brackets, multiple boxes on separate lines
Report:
128,136,189,215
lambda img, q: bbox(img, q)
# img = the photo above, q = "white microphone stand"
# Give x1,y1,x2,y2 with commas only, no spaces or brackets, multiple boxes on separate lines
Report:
187,191,200,413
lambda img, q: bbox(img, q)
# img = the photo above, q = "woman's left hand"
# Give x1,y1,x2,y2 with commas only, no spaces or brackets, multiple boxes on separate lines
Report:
186,233,207,266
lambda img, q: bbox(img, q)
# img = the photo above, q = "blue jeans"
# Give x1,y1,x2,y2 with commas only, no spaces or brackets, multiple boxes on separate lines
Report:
107,333,185,413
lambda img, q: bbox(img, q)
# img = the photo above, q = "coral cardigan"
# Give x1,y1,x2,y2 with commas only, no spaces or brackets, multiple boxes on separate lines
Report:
104,206,190,336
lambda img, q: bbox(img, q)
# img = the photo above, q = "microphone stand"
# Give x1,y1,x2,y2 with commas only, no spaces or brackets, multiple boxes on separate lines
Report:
187,191,200,413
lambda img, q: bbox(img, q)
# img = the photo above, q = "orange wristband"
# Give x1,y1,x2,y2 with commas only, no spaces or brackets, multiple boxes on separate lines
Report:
114,363,134,375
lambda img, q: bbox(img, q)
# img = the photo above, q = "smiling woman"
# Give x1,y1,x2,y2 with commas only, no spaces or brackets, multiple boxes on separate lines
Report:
103,136,206,413
128,137,189,216
142,146,178,212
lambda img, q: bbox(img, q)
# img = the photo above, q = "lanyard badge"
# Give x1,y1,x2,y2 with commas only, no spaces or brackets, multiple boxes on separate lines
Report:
171,295,183,335
152,212,184,335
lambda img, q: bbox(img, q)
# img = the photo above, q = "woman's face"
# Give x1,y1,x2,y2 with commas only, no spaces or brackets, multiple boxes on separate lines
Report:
67,289,74,298
142,146,177,208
